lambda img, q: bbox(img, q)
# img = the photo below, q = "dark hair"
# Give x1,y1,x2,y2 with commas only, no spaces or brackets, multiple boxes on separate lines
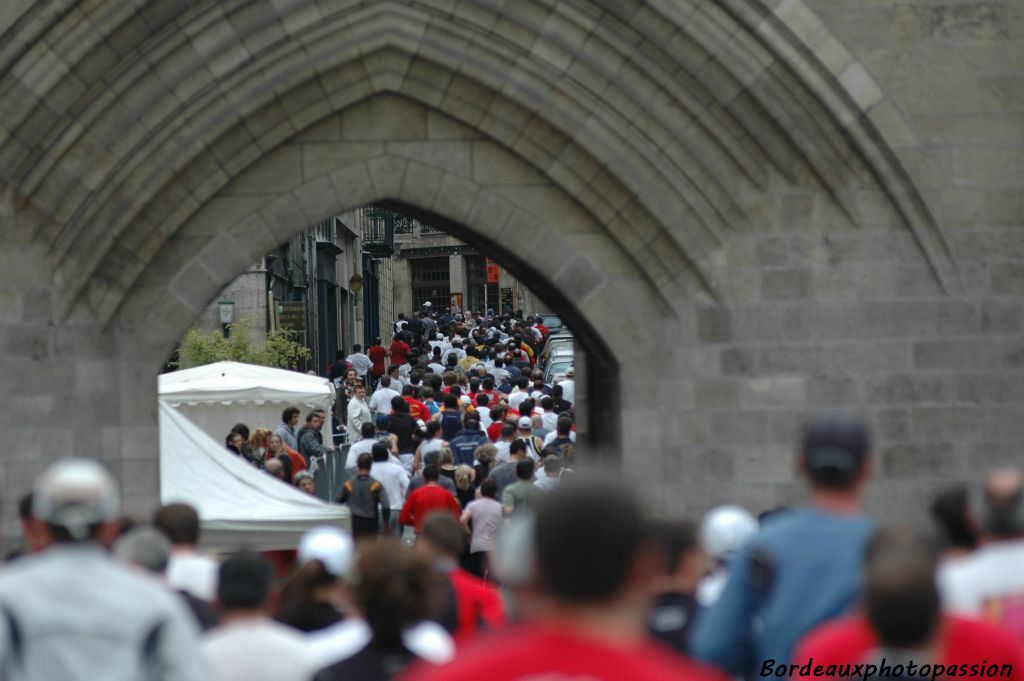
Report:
443,394,458,409
509,440,526,455
379,375,391,388
372,443,391,463
552,385,563,397
480,478,498,499
425,421,441,438
360,422,376,439
218,552,272,609
516,458,535,480
534,477,646,603
422,464,440,482
557,418,573,435
354,541,433,646
402,384,414,396
421,387,434,400
864,529,940,649
930,486,978,551
282,407,300,423
352,344,362,352
391,396,409,413
357,452,373,470
230,423,250,440
647,519,698,574
305,411,320,424
419,514,466,559
482,378,494,390
541,396,553,410
501,423,515,438
801,416,870,490
423,451,441,467
517,376,529,389
18,493,33,521
476,394,489,407
153,503,200,545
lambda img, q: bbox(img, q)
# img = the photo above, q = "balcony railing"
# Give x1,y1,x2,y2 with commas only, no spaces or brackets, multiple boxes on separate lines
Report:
359,206,396,257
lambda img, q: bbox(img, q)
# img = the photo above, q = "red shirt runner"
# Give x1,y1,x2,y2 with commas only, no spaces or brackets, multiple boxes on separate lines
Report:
398,484,461,533
367,345,387,377
389,340,411,367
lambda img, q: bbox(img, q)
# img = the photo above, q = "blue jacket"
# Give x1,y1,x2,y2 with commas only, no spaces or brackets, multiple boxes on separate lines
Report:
689,507,874,675
448,428,491,466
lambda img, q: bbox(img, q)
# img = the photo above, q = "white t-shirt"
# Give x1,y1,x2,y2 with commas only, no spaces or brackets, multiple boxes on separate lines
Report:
203,618,314,681
346,353,373,377
166,550,219,602
475,406,492,429
559,379,575,404
345,437,377,470
940,540,1024,619
494,440,512,463
306,618,454,670
368,387,399,415
370,460,410,510
428,362,446,375
541,410,558,431
508,390,528,411
464,497,504,553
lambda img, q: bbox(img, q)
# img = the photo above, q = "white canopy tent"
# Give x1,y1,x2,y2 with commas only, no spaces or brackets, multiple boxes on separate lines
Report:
158,361,334,447
159,400,349,551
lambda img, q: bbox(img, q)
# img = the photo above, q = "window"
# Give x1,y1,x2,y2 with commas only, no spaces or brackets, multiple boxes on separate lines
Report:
465,255,498,314
410,256,451,310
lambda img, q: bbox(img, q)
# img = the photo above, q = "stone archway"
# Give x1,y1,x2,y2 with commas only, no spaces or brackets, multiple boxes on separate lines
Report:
3,0,1006,535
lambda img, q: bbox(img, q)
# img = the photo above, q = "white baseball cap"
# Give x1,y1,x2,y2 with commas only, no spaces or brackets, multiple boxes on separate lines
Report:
298,526,354,577
518,416,533,429
701,505,758,561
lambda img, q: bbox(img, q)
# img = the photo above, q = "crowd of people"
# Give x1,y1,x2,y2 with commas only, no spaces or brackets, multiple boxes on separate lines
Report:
3,310,1024,679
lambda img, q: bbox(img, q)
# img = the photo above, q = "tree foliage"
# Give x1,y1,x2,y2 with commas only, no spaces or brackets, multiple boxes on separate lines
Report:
174,317,311,370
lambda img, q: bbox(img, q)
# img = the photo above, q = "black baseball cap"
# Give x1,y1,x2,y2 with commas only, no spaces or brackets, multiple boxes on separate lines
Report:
801,415,870,488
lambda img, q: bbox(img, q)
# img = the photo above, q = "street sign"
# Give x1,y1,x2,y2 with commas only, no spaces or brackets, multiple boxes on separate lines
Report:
500,287,514,309
450,292,463,314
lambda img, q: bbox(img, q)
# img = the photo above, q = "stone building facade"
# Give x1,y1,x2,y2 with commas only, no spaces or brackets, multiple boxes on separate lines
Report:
0,1,1023,541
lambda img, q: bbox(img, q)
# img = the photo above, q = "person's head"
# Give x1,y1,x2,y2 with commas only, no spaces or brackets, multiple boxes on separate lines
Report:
113,526,172,575
357,452,373,473
249,428,272,450
455,464,474,491
231,423,251,442
424,421,440,439
153,502,200,547
422,464,440,483
372,443,391,463
352,344,362,353
978,468,1024,539
474,443,497,467
647,519,703,592
391,395,409,414
533,476,653,607
517,416,532,433
375,413,390,431
336,350,346,361
516,458,535,481
542,455,562,477
421,386,435,401
930,486,979,552
354,383,366,400
226,432,244,451
379,375,391,389
388,365,400,376
423,451,441,468
482,377,495,391
306,411,324,429
519,398,535,416
464,417,480,431
500,423,516,442
267,433,285,454
800,415,871,492
864,528,941,650
352,540,433,646
359,422,376,441
418,513,466,562
450,385,462,399
509,440,527,459
17,492,49,554
480,478,498,499
401,384,414,397
443,371,458,386
438,447,454,467
531,415,544,430
264,458,285,479
294,471,316,494
443,393,458,410
556,417,573,436
219,552,273,612
517,376,530,390
476,394,489,408
282,406,301,426
552,384,563,398
700,506,758,564
373,336,382,346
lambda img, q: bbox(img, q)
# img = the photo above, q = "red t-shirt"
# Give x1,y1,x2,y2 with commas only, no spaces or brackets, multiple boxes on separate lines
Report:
405,396,430,422
398,484,461,532
793,614,1024,678
486,421,503,442
367,345,387,376
389,340,411,367
401,623,726,681
447,568,505,645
